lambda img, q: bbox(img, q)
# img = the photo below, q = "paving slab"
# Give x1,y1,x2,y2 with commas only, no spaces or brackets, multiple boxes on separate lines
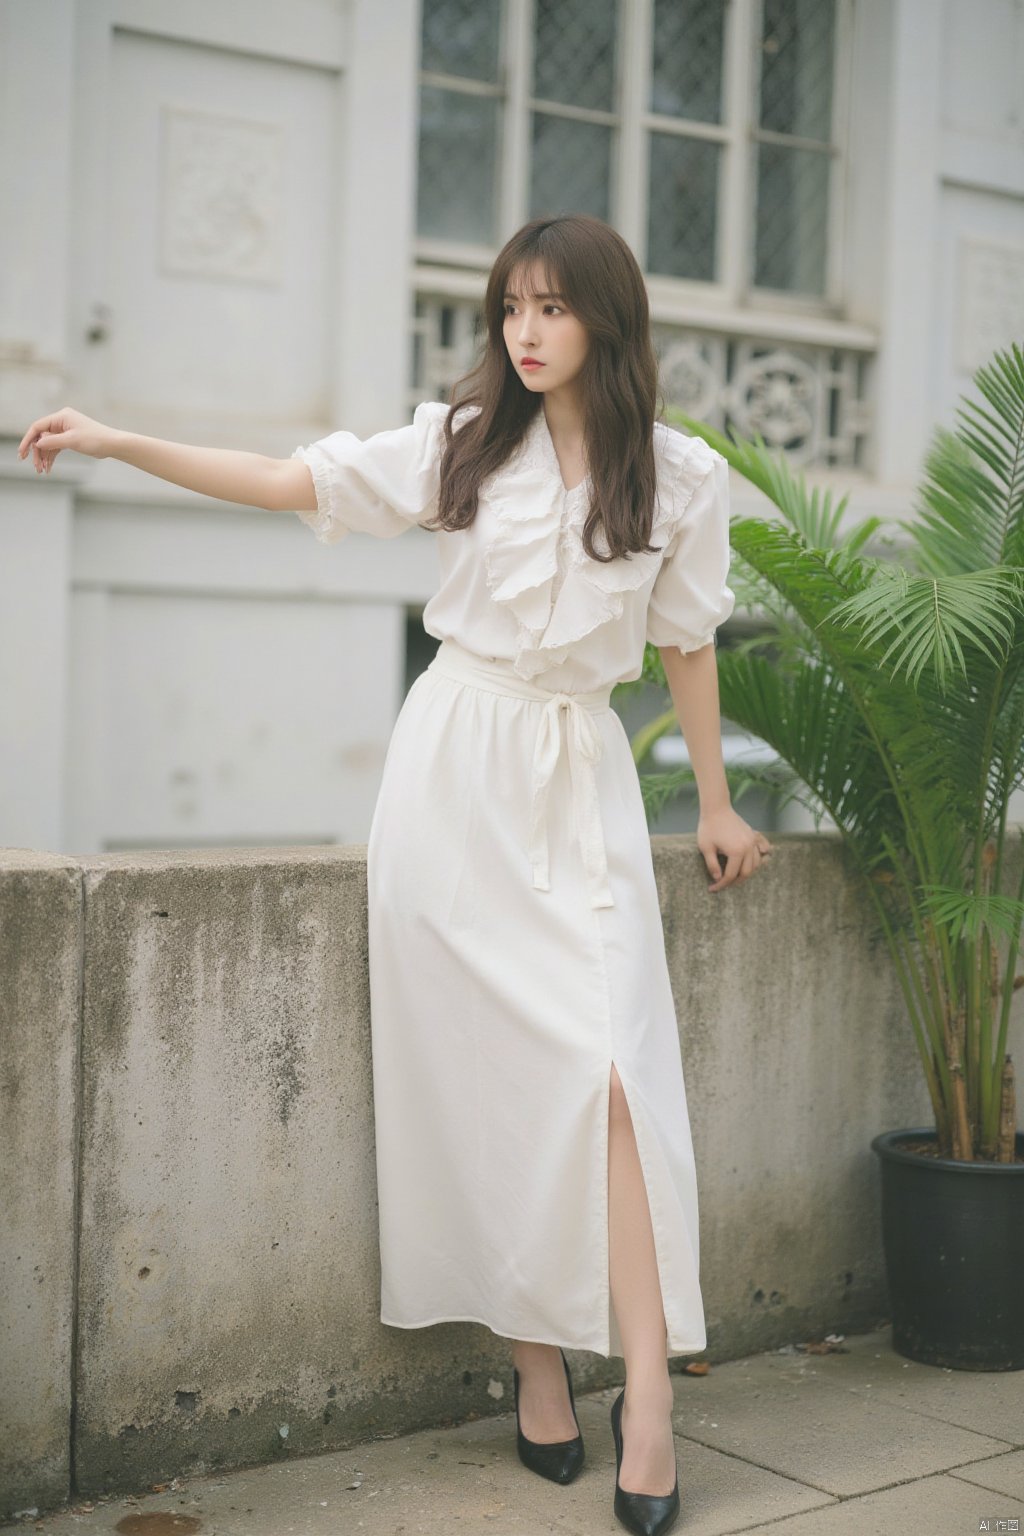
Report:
0,1409,835,1536
951,1448,1024,1502
752,1327,1024,1442
668,1329,1015,1499
3,1328,1021,1535
740,1471,1020,1535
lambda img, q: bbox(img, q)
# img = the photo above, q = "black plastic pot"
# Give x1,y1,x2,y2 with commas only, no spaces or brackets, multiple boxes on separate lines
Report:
870,1128,1024,1370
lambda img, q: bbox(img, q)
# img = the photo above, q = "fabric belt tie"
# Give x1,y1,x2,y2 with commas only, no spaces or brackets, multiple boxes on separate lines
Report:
427,638,615,910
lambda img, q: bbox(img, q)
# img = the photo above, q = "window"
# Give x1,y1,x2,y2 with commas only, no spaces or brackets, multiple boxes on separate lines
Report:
753,0,838,295
416,0,848,306
530,0,618,222
412,0,869,467
647,0,726,283
417,0,503,244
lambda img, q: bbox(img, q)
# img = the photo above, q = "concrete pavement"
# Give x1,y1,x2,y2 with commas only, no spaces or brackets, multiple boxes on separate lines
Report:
4,1326,1022,1535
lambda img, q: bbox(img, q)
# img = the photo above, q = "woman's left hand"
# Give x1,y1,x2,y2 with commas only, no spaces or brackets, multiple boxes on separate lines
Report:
697,805,773,893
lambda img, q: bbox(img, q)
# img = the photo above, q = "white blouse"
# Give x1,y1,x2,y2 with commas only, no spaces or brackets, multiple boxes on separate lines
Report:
290,401,736,693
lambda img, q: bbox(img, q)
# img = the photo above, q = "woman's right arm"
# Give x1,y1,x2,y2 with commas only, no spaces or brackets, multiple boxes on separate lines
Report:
18,406,316,513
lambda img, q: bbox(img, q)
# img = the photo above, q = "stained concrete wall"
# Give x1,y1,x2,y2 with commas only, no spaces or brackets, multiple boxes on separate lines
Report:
0,852,81,1520
3,835,1022,1520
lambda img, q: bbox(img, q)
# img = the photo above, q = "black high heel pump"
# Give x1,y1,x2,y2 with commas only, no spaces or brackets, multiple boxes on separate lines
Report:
610,1386,680,1536
512,1346,585,1484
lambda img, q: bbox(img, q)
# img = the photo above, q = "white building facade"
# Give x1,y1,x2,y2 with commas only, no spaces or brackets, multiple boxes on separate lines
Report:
1,0,1022,854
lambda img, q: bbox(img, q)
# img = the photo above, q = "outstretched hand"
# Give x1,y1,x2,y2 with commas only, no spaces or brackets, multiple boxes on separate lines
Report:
18,406,116,474
698,805,773,893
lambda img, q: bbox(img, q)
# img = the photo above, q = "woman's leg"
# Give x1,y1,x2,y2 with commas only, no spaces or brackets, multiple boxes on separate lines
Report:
608,1064,677,1494
510,1340,579,1440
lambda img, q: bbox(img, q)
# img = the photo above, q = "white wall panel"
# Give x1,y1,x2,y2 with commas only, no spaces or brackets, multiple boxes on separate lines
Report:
105,28,340,432
98,589,400,849
940,0,1023,143
932,0,1024,433
934,191,1024,440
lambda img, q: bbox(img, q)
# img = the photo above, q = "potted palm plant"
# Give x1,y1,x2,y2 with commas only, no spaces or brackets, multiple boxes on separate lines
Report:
632,342,1024,1370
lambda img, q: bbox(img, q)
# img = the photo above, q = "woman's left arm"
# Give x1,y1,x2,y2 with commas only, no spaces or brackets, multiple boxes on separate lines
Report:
659,643,773,894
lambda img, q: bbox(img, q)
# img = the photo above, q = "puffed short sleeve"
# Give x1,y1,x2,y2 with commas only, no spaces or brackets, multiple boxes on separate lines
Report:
645,446,736,653
289,400,448,544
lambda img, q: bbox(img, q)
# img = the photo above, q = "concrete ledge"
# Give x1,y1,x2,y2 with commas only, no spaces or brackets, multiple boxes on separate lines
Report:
2,835,1019,1519
0,850,82,1520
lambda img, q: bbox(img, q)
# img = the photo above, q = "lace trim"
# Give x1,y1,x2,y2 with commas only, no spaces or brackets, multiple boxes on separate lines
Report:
671,629,718,655
290,444,346,544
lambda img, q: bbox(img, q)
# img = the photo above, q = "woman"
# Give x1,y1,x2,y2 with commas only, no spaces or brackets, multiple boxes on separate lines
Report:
19,213,771,1536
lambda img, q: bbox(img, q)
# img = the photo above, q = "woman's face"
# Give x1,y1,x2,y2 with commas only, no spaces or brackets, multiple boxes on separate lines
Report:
502,263,589,396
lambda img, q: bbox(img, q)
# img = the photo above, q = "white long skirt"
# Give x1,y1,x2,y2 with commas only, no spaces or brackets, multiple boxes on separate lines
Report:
366,636,707,1358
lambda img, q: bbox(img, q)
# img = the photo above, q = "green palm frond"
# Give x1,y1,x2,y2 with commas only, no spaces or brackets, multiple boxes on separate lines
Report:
641,342,1024,1160
726,516,875,637
916,885,1024,946
668,406,885,553
717,647,967,889
637,754,811,823
828,565,1024,689
991,668,1024,810
909,341,1024,576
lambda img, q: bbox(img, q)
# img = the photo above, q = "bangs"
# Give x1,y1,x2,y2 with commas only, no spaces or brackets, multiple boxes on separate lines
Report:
503,258,567,305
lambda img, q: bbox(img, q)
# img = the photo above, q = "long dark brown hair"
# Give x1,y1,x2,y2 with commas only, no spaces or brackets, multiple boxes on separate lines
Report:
422,214,667,563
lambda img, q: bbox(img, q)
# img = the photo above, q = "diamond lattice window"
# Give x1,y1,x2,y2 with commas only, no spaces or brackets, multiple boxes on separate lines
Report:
529,0,618,219
533,0,617,111
530,115,613,221
650,0,724,122
415,0,845,304
421,0,502,80
754,0,837,294
417,0,502,244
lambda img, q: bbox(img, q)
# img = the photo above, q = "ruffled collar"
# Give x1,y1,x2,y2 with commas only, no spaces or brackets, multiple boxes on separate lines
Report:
529,406,592,499
480,407,716,680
